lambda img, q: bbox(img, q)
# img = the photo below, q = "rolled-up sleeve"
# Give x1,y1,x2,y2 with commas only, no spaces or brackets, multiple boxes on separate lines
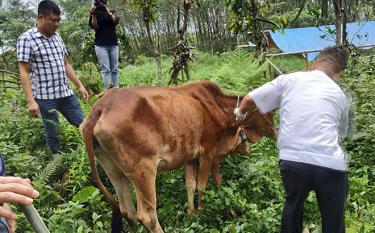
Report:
249,75,284,113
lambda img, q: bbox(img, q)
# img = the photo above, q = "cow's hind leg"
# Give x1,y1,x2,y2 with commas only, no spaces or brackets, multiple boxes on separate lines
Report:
95,150,137,223
133,163,164,233
184,160,198,216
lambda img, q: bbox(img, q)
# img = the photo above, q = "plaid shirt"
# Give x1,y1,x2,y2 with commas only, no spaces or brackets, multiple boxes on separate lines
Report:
17,27,73,99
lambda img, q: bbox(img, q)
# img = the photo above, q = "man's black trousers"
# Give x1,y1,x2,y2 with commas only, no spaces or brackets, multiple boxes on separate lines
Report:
279,160,348,233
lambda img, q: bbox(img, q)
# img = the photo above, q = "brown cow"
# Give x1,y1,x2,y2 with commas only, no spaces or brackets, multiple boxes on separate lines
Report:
80,81,276,233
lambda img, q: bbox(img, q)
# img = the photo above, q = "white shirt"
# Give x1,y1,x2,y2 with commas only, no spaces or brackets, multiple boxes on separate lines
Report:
249,70,349,171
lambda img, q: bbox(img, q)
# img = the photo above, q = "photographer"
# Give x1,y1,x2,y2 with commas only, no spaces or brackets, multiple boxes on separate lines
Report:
89,0,120,89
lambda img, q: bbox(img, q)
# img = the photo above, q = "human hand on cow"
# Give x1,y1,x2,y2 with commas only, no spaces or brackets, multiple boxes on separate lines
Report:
234,94,257,121
0,177,39,233
234,108,247,121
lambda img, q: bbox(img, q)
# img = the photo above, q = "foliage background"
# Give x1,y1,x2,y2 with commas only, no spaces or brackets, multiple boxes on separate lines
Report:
0,0,374,232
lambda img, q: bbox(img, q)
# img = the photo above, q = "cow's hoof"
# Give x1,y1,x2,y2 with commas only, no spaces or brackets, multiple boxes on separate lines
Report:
187,209,195,217
198,207,205,215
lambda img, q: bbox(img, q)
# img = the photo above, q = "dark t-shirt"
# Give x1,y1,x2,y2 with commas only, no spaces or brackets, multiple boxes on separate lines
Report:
89,9,119,46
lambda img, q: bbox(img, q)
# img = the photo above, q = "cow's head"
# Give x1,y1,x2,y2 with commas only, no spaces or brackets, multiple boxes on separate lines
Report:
241,110,277,143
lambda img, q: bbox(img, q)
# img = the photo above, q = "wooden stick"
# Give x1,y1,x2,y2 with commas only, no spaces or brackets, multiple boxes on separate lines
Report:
265,57,284,75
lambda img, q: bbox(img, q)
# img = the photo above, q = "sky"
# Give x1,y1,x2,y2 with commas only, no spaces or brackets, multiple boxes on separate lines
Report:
0,0,38,10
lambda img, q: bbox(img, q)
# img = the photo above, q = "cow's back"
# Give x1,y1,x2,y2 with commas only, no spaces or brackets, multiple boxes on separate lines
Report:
92,86,207,171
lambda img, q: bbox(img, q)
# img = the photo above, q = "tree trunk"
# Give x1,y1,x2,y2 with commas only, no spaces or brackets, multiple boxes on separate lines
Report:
291,0,308,26
333,0,344,45
144,18,162,82
179,0,191,41
169,0,193,84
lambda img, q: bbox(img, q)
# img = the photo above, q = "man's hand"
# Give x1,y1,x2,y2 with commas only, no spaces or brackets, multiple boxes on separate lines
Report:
27,100,40,118
3,204,15,233
90,6,96,15
234,107,247,121
105,6,111,15
0,177,39,231
78,85,89,102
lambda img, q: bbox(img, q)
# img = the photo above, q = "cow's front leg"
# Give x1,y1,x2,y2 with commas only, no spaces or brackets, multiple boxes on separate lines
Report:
184,160,198,216
211,158,223,185
197,157,213,214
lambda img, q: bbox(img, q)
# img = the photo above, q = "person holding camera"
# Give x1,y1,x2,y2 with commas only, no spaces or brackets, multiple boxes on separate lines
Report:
89,0,120,89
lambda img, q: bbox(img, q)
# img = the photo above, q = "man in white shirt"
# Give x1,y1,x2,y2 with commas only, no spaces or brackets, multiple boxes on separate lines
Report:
234,46,349,233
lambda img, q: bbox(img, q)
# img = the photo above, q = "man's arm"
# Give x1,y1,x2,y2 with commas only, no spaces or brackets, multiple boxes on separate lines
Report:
234,75,284,120
234,94,256,121
89,6,98,29
106,8,119,24
239,94,255,114
64,56,89,102
338,92,353,143
18,62,39,117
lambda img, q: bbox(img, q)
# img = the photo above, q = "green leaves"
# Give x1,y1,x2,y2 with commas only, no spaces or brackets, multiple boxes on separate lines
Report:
226,0,286,51
73,186,99,202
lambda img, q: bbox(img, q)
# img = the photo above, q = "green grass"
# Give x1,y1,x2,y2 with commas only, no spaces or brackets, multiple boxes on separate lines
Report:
270,54,309,74
118,50,307,94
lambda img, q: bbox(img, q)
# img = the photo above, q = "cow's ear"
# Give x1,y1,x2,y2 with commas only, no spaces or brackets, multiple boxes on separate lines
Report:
245,130,261,143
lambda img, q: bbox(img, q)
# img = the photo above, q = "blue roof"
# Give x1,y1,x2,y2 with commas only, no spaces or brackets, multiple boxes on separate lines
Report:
268,21,375,60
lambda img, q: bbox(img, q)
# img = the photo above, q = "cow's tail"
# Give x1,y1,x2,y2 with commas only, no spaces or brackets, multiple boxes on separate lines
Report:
80,106,123,233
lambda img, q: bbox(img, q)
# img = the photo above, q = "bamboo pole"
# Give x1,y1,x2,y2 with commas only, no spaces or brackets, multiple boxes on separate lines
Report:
265,45,375,58
264,57,284,75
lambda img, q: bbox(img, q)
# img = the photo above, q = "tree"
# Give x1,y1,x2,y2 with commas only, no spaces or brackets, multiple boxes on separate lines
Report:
226,0,286,53
57,1,95,69
124,0,162,82
0,0,34,70
332,0,346,45
169,0,194,84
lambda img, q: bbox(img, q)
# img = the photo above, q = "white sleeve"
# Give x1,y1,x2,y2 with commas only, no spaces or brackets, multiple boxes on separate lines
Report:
248,75,284,113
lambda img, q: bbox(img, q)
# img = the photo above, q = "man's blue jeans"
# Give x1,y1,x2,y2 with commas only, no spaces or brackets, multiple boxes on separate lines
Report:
95,45,119,89
36,95,84,154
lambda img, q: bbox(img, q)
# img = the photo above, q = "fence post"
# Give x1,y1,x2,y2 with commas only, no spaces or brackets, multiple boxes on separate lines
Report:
304,53,309,69
1,71,5,92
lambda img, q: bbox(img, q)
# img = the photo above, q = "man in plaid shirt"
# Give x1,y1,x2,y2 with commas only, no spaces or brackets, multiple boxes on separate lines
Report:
17,0,89,154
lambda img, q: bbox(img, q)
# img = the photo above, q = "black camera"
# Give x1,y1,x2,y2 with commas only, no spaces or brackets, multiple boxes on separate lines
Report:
93,0,106,7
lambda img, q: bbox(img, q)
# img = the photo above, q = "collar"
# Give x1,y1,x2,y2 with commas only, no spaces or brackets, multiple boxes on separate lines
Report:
311,69,333,80
33,27,57,39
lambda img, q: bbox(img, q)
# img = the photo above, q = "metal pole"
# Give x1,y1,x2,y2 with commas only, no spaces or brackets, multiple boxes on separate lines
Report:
18,204,50,233
304,52,309,69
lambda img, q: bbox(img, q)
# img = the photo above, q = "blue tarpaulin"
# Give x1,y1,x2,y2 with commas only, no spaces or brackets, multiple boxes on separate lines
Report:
268,21,375,60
